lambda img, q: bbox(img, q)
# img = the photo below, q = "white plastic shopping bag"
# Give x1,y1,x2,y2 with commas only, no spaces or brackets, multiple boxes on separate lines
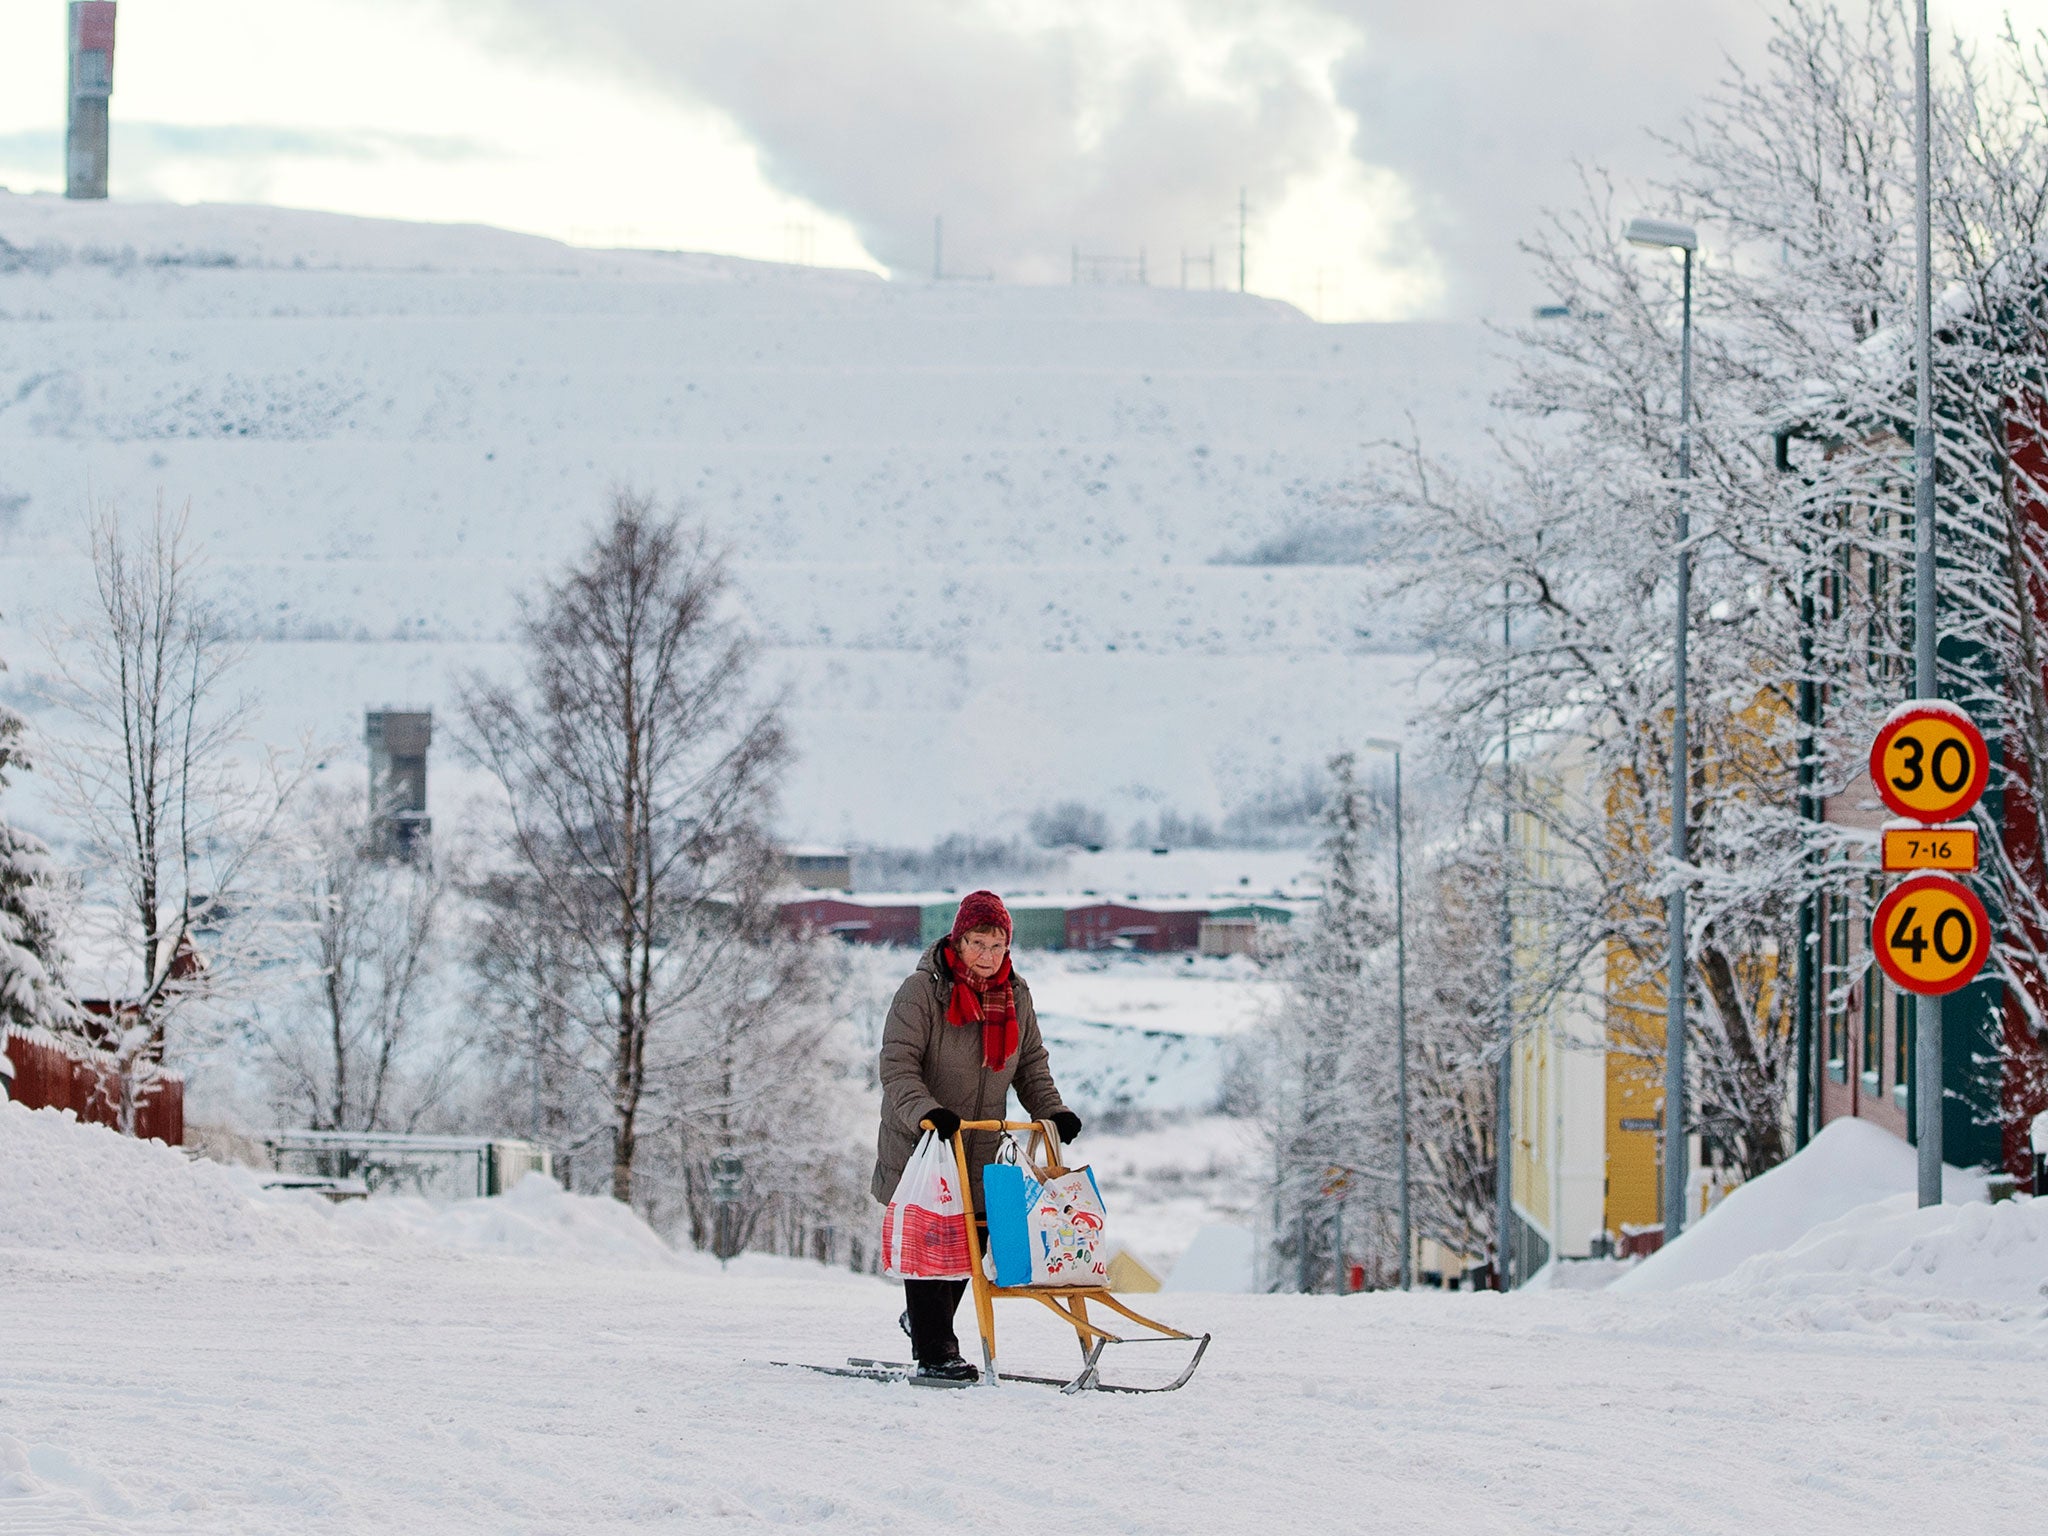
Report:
881,1128,972,1279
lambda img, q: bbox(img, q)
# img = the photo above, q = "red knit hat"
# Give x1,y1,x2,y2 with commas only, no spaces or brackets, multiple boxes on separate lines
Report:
950,890,1012,942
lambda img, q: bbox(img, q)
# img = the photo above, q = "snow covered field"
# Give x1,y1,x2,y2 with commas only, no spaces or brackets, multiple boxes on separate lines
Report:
6,1102,2048,1535
0,193,1500,846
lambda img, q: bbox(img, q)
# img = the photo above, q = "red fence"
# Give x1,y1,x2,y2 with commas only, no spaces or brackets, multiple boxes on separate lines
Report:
0,1026,184,1144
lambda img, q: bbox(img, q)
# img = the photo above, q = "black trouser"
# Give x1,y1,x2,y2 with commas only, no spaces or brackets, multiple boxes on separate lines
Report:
902,1217,986,1365
903,1277,969,1365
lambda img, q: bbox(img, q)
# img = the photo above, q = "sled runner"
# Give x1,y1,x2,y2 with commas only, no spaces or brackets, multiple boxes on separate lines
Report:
939,1117,1210,1394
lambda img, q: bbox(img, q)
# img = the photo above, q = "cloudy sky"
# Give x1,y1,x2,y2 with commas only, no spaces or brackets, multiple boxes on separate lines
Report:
0,0,2040,319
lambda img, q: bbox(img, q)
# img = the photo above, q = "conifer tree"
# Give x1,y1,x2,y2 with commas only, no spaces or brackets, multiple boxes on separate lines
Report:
0,649,71,1036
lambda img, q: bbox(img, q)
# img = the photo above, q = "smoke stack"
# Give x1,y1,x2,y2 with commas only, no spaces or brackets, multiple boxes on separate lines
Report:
365,709,433,861
66,2,116,200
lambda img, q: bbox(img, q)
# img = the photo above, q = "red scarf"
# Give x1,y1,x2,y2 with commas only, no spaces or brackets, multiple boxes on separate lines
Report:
944,943,1019,1070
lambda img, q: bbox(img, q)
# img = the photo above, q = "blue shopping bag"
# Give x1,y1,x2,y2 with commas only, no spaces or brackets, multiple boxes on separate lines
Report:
982,1151,1040,1288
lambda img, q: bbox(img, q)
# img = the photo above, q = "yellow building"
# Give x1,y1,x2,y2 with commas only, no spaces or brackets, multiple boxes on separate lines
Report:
1507,733,1613,1276
1511,686,1790,1271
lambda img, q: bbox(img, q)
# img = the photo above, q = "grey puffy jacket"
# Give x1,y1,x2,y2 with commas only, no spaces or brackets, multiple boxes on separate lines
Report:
871,940,1069,1206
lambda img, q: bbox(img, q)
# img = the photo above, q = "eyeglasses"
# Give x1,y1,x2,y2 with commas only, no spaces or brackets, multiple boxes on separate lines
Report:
959,936,1008,958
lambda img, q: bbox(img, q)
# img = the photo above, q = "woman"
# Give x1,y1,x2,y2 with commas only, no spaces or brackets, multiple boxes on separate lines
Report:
873,889,1082,1382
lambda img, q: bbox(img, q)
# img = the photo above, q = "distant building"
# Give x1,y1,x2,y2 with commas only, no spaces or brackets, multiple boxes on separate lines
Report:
920,900,1069,951
365,709,432,861
1199,903,1293,957
66,3,116,200
779,898,921,947
1066,902,1207,953
780,849,853,891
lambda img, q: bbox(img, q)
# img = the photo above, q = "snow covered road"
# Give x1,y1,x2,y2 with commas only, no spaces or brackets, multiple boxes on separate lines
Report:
5,1239,2044,1535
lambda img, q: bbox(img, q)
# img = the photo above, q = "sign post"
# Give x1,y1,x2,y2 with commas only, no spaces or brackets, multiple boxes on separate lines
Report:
710,1152,743,1263
1867,705,1990,1202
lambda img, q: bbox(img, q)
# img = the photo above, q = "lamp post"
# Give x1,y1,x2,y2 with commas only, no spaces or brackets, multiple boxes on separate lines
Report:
1624,214,1698,1240
1365,737,1411,1290
1910,0,1942,1208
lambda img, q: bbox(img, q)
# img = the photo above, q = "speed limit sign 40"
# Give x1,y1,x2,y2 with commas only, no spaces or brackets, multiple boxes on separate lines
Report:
1871,874,1992,996
1869,705,1989,824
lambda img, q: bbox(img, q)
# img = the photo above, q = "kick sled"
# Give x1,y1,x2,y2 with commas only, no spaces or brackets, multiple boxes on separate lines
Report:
775,1118,1209,1395
934,1117,1209,1394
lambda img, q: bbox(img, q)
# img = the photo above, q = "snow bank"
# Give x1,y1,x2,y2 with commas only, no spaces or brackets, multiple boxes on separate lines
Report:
1705,1191,2048,1323
1163,1223,1256,1292
0,1099,330,1256
1613,1118,1986,1294
333,1173,679,1269
0,1432,140,1531
0,1100,678,1269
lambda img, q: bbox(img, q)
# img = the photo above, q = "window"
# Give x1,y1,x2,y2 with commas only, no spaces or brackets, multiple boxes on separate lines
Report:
1894,990,1913,1104
1862,878,1883,1087
1824,890,1847,1082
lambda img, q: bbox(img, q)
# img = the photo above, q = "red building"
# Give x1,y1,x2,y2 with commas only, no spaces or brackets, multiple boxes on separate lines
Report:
1996,389,2048,1184
1,1026,183,1144
1064,902,1207,953
1811,384,2048,1188
778,898,922,947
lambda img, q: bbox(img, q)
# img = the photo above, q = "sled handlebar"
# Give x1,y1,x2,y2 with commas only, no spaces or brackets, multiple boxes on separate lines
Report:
922,1119,1047,1133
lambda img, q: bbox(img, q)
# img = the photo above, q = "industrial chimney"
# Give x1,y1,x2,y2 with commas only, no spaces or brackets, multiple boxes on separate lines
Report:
65,2,116,200
365,709,433,861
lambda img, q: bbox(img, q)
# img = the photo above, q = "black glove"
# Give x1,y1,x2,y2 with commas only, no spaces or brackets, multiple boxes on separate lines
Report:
923,1107,961,1139
1049,1110,1083,1145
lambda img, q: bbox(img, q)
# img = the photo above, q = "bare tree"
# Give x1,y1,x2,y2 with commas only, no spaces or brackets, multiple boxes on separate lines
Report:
41,498,301,1127
252,783,462,1132
460,491,790,1204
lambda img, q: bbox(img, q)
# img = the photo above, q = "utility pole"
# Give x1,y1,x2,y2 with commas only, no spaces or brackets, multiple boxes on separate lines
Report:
1392,747,1412,1289
530,1009,543,1142
1238,187,1248,294
1497,587,1515,1289
1624,215,1699,1240
1663,239,1696,1241
1367,738,1412,1288
1912,0,1943,1208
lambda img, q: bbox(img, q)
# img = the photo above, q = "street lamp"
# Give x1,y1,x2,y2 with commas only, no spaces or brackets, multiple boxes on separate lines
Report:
1364,737,1412,1290
1909,0,1943,1211
1624,214,1697,1241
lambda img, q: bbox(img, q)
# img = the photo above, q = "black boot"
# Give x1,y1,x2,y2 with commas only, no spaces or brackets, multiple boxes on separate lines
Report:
916,1353,980,1383
903,1278,973,1378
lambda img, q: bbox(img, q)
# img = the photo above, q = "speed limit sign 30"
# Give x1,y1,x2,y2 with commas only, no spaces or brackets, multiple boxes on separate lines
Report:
1871,874,1992,996
1869,705,1989,824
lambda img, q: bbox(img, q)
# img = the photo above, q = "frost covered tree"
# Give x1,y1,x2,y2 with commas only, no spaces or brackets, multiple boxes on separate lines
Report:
251,784,464,1133
461,492,808,1209
1403,842,1506,1275
40,499,302,1128
1258,752,1399,1290
1374,1,2048,1180
0,644,71,1036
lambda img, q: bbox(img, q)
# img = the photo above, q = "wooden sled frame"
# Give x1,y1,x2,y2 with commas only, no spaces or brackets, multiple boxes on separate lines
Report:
935,1117,1209,1393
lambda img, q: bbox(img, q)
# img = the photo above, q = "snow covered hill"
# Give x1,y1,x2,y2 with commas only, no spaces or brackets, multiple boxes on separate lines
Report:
0,194,1503,844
